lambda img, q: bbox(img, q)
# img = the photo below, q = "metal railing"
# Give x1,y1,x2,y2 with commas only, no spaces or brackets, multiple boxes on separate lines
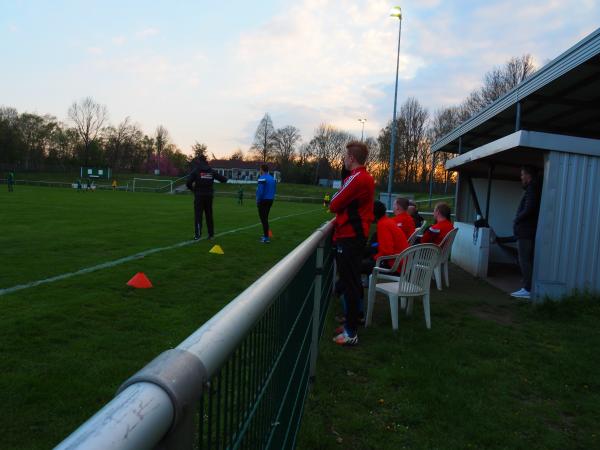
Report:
56,220,335,450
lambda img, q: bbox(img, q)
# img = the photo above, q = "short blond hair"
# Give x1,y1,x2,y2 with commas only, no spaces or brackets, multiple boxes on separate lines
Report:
346,141,368,165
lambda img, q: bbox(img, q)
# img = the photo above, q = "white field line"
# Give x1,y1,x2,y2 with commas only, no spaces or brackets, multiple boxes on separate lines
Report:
0,208,322,297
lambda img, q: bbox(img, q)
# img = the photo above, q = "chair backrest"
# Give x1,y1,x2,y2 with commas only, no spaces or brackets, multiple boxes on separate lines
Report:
407,221,427,245
438,227,458,263
394,244,440,291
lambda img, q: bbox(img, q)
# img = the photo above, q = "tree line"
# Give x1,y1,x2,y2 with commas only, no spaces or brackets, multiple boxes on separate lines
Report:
0,55,534,188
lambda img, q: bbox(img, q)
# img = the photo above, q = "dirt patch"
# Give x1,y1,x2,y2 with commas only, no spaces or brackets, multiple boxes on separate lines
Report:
469,304,517,326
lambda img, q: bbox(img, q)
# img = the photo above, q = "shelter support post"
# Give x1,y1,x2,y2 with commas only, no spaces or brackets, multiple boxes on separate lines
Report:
485,163,495,223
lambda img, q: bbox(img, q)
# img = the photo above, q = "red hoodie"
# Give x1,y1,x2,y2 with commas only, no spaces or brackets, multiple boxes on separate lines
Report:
329,166,374,241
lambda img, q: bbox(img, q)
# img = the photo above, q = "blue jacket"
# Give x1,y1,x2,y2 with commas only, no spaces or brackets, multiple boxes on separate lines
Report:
256,172,276,202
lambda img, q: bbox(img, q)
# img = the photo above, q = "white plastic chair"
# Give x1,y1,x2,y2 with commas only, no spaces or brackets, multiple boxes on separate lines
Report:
366,244,441,330
407,220,428,245
433,228,459,291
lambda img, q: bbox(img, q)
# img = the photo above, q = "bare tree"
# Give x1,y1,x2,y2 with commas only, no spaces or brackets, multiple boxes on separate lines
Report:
68,97,108,165
229,148,244,160
460,54,536,119
154,125,169,173
398,97,428,183
250,113,276,162
272,125,301,165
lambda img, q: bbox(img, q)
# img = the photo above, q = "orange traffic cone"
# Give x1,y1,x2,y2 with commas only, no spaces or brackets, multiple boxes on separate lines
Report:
268,229,273,238
127,272,153,288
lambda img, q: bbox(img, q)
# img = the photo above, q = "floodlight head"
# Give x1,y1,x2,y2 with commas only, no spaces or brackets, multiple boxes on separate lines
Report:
390,6,402,19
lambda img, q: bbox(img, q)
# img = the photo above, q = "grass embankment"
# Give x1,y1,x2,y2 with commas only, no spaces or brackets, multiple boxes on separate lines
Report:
298,268,600,450
0,185,330,450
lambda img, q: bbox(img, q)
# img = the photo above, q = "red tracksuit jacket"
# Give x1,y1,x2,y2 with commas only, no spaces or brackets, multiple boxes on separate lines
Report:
392,212,416,239
329,166,374,242
374,216,409,263
421,219,453,246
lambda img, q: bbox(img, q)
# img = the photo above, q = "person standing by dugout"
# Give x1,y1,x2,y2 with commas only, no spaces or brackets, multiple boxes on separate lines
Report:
256,164,276,243
186,155,228,240
329,141,374,346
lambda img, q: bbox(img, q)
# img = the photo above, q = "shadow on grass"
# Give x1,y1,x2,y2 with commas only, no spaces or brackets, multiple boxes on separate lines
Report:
298,265,600,450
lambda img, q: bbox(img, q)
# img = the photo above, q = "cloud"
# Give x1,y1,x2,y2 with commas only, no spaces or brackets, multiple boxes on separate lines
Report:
8,24,18,33
112,36,127,46
86,47,103,55
228,0,427,132
136,27,159,39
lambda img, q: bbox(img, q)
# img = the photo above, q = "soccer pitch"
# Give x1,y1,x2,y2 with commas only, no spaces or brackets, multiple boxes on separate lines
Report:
0,185,331,450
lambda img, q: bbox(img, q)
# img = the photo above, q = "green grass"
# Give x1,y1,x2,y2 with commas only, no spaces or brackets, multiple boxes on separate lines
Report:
297,269,600,450
0,185,330,450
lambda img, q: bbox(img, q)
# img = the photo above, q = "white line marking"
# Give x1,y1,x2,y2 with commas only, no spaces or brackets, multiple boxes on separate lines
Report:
0,208,322,297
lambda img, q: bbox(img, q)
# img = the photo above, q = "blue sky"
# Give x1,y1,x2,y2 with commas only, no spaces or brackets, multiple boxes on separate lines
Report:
1,0,598,157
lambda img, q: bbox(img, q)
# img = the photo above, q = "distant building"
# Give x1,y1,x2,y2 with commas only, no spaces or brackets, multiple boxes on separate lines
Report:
206,160,282,183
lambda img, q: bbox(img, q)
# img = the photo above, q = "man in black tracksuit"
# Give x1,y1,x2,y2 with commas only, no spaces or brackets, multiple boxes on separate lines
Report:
186,156,228,240
511,165,541,299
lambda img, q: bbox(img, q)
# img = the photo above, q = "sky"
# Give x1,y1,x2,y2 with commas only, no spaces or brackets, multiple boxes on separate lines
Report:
1,0,599,158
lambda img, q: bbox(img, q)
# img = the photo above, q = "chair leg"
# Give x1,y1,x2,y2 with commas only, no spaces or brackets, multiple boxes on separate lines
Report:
443,262,450,287
423,293,431,329
366,275,375,327
388,294,399,330
434,266,442,291
406,298,414,316
400,297,407,310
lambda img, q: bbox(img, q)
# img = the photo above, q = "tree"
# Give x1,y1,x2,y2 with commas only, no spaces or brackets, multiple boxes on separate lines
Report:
229,148,244,160
460,54,536,120
250,113,276,162
154,125,169,173
272,125,301,165
399,97,429,183
68,97,108,165
191,142,208,160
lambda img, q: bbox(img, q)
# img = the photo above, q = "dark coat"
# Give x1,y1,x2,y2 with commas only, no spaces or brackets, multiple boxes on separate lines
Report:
513,178,541,239
186,161,227,197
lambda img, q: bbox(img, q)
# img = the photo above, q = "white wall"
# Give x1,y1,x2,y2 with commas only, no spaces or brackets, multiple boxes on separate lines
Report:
451,222,489,277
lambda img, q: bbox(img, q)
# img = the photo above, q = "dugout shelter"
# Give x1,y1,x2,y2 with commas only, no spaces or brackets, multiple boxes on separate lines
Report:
431,28,600,302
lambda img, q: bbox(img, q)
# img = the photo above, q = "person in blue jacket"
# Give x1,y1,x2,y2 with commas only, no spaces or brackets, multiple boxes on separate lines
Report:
256,164,276,243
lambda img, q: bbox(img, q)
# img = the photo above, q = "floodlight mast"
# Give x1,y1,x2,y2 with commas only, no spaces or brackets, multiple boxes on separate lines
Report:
387,6,402,210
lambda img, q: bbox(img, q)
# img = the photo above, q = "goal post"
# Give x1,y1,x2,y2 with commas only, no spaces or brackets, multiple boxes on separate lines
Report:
132,178,174,193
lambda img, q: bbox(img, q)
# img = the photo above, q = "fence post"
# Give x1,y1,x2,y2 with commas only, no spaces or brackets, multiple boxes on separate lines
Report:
310,238,325,379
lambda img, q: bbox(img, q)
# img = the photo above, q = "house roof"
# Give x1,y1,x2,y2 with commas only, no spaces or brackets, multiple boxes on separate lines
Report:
432,28,600,155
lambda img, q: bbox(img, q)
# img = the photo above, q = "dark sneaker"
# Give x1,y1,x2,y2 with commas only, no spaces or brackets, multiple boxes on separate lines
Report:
208,235,214,241
260,237,271,243
193,235,201,241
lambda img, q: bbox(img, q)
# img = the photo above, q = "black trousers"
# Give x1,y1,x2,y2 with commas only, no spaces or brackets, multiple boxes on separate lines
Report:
335,238,365,335
194,195,214,237
257,200,273,237
517,238,534,291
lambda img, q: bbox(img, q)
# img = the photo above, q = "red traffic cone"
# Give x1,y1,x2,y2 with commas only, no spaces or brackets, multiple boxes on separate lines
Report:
127,272,153,289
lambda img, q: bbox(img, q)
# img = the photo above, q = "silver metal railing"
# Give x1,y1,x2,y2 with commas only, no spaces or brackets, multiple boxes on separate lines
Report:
56,220,335,450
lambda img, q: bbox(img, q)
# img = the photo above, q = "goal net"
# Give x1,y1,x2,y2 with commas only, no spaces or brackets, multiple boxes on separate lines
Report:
132,178,174,193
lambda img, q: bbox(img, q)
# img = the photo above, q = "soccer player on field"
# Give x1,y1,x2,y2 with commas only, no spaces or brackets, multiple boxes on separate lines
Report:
256,164,276,243
186,155,228,240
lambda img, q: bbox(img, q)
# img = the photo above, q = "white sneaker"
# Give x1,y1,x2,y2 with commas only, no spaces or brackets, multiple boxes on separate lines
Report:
510,288,530,299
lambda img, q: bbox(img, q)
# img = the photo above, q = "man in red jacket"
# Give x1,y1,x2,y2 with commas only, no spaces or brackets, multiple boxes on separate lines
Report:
329,141,374,346
392,197,416,239
421,202,453,246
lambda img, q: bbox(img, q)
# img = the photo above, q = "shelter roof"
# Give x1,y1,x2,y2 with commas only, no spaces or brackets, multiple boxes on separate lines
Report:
432,28,600,155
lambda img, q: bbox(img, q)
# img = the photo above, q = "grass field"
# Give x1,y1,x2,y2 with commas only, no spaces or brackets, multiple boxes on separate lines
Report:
297,268,600,450
0,185,331,450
